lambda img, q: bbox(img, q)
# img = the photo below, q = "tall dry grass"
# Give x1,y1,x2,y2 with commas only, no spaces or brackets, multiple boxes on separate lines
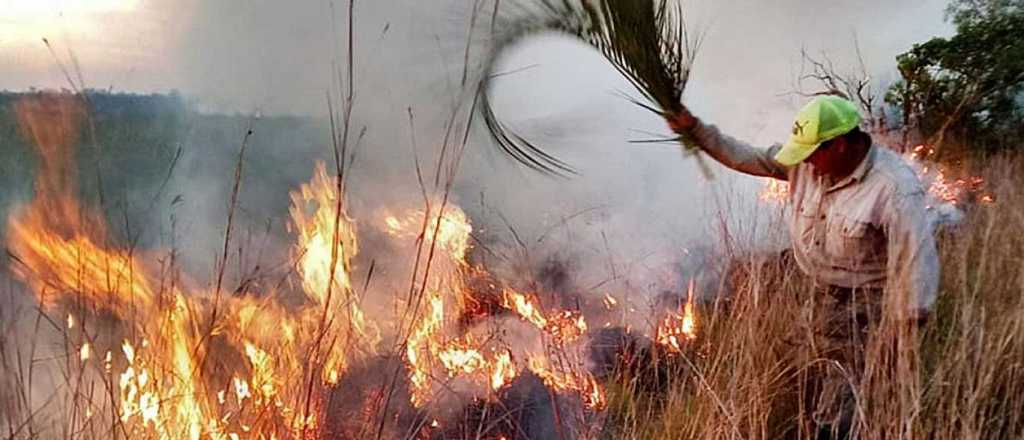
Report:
604,153,1024,439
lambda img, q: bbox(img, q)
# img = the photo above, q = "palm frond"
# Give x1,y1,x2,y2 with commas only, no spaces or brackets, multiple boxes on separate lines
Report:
480,0,704,175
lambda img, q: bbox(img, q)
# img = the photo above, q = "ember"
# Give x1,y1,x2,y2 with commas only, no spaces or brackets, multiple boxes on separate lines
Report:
907,145,994,207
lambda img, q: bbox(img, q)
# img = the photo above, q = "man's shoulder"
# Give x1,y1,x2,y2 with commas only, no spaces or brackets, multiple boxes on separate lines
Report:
868,146,926,198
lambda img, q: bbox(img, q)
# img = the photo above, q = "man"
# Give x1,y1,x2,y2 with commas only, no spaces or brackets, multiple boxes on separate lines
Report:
668,95,939,438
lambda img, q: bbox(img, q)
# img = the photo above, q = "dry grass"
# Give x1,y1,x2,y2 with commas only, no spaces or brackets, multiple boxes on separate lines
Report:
2,127,1021,439
602,152,1024,439
3,142,1022,439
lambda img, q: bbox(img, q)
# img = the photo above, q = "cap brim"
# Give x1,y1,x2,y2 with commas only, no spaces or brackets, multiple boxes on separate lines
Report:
774,138,820,167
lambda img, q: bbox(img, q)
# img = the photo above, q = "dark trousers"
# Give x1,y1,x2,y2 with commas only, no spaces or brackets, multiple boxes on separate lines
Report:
805,286,884,440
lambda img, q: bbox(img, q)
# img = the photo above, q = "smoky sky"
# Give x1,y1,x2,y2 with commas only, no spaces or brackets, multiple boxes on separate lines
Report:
0,1,959,424
3,0,954,293
4,1,952,116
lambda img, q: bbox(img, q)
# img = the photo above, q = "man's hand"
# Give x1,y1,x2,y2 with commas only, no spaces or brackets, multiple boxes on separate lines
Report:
667,107,699,134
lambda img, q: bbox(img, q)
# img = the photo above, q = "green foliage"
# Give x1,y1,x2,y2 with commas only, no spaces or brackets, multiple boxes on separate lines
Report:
886,0,1024,154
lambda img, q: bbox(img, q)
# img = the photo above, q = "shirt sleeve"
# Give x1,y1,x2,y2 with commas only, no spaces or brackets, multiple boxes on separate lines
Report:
882,189,940,320
690,121,790,181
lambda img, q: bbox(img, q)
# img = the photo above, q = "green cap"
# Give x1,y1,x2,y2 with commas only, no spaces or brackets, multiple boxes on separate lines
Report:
774,95,862,166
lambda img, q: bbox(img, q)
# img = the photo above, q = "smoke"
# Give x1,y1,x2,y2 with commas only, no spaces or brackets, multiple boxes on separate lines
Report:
3,0,956,322
0,1,957,435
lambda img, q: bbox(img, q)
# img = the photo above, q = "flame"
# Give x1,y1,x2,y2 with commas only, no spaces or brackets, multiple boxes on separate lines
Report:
289,161,378,385
657,279,698,352
439,344,486,377
502,289,587,345
290,162,357,302
527,357,606,410
759,179,790,203
502,289,548,329
6,93,609,437
758,144,994,207
5,95,370,438
406,293,446,407
243,342,279,405
906,146,993,206
383,206,473,264
489,351,517,390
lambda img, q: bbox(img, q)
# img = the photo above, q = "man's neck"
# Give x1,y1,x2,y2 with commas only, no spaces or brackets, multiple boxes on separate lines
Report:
827,141,871,182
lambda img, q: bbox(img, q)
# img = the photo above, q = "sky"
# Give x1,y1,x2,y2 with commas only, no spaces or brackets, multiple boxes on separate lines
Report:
1,0,953,116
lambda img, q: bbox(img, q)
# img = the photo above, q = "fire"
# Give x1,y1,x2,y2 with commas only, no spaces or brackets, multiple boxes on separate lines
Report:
243,342,279,404
6,95,378,438
5,93,610,438
759,179,790,203
527,357,606,410
657,279,698,352
489,351,517,390
758,144,994,208
289,160,379,385
406,293,446,407
501,289,587,345
757,142,995,207
502,289,548,329
383,206,473,264
439,345,487,376
290,162,357,302
907,145,993,206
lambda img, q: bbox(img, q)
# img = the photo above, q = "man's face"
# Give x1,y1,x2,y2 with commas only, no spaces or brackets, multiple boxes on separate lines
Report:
806,136,847,177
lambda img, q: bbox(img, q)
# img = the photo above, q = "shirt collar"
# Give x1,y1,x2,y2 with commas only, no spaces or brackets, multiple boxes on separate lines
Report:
826,145,876,193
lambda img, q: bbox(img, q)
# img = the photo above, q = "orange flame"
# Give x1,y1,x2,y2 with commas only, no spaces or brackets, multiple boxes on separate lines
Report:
406,293,445,407
657,279,698,352
907,146,993,206
502,289,587,345
527,357,606,410
759,179,789,203
502,289,548,329
6,93,608,437
5,95,380,438
439,344,486,377
758,145,994,207
383,206,473,264
489,351,517,390
289,161,378,384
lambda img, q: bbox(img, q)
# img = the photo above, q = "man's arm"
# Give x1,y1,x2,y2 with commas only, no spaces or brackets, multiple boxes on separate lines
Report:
668,110,790,180
883,189,940,322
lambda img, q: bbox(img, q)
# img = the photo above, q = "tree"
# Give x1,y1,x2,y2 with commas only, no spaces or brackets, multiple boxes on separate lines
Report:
886,0,1024,155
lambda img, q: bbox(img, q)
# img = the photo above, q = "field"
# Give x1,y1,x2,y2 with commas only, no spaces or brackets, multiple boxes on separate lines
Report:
0,91,1021,440
604,151,1024,439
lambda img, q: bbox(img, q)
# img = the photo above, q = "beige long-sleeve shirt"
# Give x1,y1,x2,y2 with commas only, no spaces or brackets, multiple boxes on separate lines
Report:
691,122,940,319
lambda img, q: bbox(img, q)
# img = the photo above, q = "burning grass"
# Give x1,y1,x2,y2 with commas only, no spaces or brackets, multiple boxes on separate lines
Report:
600,152,1024,439
2,92,1022,439
0,93,617,439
